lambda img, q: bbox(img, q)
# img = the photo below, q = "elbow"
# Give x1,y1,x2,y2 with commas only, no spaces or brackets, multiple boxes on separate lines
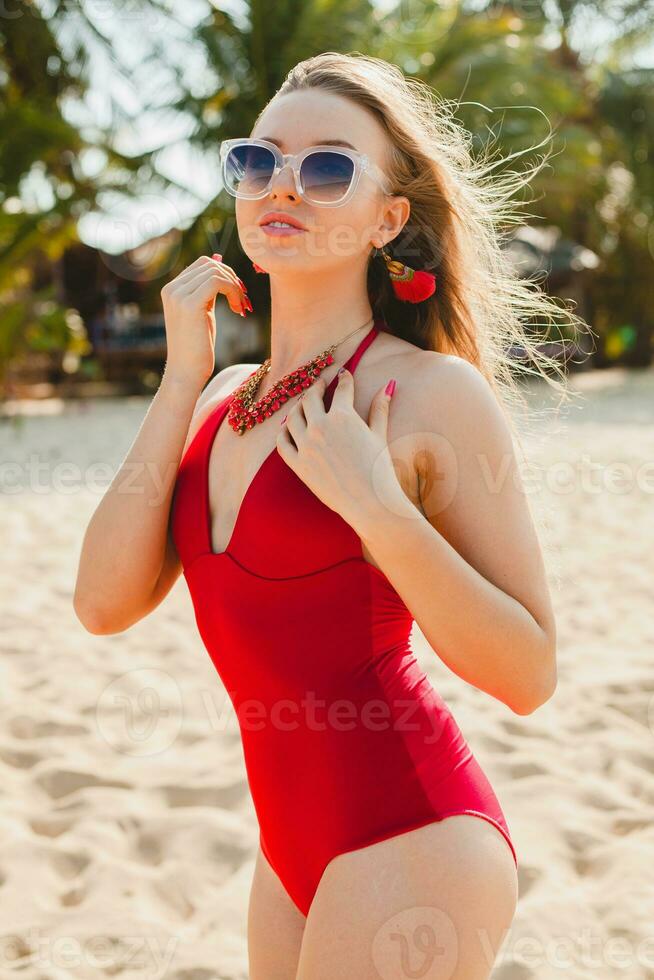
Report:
510,678,557,715
73,591,119,635
509,636,558,716
73,588,146,635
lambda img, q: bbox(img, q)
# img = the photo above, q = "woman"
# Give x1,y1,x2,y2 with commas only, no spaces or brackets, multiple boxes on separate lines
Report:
75,52,574,979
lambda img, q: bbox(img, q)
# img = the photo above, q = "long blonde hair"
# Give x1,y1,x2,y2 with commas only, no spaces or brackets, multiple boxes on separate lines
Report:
261,51,591,586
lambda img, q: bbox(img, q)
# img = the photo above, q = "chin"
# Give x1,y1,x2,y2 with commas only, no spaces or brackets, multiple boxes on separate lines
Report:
253,248,318,273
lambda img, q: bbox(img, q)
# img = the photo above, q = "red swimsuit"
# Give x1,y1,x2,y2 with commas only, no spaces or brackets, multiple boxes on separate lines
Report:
171,319,518,916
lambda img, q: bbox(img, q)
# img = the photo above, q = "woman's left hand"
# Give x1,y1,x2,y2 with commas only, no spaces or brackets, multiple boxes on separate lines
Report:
276,369,401,532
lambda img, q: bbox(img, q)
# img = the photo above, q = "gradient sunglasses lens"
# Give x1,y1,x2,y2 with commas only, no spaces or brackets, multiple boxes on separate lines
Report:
300,150,355,203
224,143,276,196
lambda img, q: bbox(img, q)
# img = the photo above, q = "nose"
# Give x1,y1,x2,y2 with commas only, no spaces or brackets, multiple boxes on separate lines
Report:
268,161,300,201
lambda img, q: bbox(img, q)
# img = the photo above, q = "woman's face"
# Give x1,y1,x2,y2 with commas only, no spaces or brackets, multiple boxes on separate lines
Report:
235,89,408,276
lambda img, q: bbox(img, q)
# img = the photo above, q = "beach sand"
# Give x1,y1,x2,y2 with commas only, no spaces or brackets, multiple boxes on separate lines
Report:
1,366,652,979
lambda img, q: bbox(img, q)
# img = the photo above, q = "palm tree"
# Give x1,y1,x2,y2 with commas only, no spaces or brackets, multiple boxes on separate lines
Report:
134,0,382,329
0,0,204,392
375,0,653,364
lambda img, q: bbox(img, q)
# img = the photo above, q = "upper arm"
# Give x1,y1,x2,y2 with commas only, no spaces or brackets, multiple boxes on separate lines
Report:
150,362,259,609
180,362,257,460
414,355,556,643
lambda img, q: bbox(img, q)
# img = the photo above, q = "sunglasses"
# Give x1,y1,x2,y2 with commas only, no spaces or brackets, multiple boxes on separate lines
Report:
219,137,392,207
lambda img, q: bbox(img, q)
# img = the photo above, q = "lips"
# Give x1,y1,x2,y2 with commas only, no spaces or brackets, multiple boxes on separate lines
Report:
259,212,307,231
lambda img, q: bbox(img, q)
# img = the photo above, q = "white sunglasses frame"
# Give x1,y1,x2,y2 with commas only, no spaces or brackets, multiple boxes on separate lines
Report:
219,137,392,206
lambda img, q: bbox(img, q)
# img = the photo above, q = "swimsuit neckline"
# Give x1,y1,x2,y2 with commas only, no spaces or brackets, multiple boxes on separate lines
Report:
203,320,383,558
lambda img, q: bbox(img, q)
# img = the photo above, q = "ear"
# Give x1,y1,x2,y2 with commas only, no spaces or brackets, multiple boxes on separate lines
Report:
376,196,411,245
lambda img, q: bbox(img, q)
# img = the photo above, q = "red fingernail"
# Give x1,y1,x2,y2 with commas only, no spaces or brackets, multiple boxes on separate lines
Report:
385,378,396,397
212,253,222,261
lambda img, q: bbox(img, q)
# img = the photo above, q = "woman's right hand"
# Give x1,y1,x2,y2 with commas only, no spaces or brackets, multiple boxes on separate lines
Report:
160,253,250,388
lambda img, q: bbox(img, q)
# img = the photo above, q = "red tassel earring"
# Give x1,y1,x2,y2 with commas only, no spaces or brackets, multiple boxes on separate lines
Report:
379,245,436,303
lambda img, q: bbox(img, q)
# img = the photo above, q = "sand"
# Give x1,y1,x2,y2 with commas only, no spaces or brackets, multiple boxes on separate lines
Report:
1,365,652,979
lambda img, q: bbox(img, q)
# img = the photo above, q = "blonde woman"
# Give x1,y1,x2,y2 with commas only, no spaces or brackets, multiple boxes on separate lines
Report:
76,52,577,979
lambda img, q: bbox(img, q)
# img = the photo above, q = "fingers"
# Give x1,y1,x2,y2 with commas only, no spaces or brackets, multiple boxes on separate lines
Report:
284,366,348,431
188,268,245,315
367,378,396,440
329,366,354,408
294,375,327,424
276,420,299,462
173,255,229,287
183,258,240,293
281,360,369,443
282,394,307,444
169,255,243,295
208,255,253,314
210,254,242,290
176,256,248,316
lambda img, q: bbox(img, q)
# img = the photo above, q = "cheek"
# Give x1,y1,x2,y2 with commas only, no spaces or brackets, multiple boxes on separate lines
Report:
320,200,378,261
236,199,264,258
235,197,258,229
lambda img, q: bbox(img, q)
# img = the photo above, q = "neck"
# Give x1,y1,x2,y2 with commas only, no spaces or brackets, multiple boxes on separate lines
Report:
266,259,374,379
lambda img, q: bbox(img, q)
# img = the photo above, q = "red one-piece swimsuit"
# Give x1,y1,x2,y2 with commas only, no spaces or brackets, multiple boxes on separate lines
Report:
170,318,518,916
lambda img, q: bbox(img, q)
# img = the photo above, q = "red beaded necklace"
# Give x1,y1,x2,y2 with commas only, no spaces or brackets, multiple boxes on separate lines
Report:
227,316,374,435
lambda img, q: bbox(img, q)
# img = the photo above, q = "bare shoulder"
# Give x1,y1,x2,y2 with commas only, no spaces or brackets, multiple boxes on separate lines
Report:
406,347,494,401
371,336,505,438
182,362,261,457
397,348,514,452
202,361,260,409
374,341,520,527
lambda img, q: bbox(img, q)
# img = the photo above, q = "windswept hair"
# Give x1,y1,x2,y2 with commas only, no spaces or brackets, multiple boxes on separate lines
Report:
259,51,592,585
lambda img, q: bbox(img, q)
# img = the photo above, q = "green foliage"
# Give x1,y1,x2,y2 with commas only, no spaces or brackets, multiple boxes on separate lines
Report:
0,0,191,390
1,0,652,387
376,0,653,363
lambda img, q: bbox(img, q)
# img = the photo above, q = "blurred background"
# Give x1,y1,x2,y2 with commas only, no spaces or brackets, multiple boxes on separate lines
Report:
1,3,653,979
1,0,652,397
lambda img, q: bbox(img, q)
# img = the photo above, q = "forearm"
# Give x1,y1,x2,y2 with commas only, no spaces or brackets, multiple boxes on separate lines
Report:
74,370,202,629
352,489,556,714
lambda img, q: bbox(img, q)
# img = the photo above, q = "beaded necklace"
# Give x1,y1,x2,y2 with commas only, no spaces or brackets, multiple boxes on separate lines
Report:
226,315,374,435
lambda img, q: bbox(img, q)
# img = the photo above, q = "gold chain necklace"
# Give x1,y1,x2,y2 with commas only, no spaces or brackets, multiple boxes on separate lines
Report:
226,316,374,435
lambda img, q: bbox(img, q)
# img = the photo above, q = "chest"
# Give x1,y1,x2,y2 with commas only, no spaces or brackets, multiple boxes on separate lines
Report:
215,391,422,569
